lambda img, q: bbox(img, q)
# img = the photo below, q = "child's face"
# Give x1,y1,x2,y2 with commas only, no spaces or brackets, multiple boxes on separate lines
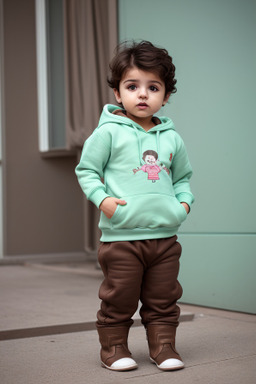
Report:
113,67,170,130
145,155,157,164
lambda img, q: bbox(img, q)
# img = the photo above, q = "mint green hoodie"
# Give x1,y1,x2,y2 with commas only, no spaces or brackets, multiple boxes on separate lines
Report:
75,104,194,242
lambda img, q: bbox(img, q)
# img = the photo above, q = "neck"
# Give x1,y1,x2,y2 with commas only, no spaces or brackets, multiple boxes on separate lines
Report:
126,113,156,131
112,108,161,131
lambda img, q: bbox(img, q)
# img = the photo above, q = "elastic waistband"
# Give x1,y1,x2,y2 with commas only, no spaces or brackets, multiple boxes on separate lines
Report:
100,227,179,242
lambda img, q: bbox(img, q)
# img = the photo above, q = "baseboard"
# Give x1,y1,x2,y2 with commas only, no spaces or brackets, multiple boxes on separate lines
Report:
0,251,97,265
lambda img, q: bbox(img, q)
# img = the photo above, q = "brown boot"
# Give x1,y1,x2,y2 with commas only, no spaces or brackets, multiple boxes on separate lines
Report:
146,324,184,371
97,326,138,371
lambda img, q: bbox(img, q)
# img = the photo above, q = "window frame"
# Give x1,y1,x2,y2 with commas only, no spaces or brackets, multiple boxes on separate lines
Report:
35,0,75,157
35,0,50,152
0,0,4,258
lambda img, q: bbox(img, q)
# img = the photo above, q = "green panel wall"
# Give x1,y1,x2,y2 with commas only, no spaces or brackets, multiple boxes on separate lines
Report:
118,0,256,313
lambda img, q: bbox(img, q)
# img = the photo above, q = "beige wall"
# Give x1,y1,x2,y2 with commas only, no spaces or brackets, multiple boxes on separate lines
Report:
2,0,84,256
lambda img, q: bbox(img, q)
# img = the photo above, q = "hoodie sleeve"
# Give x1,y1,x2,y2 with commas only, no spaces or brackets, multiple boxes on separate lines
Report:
75,130,111,208
171,135,195,208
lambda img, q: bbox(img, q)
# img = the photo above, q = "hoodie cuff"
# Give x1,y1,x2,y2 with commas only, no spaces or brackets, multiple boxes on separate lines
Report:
89,189,110,208
176,192,194,208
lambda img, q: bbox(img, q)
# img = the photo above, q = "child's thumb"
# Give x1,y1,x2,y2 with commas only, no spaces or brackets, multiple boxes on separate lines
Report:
117,199,127,206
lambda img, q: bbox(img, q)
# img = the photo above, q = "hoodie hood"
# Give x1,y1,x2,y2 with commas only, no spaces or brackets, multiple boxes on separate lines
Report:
98,104,176,132
98,104,176,165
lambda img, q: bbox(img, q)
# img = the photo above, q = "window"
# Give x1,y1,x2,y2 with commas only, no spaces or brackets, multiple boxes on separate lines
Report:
36,0,117,154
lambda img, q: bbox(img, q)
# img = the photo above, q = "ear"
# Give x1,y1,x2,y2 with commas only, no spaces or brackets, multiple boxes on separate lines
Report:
113,88,122,104
162,92,171,106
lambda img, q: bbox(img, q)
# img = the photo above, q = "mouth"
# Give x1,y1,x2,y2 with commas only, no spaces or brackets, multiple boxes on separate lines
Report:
137,103,148,109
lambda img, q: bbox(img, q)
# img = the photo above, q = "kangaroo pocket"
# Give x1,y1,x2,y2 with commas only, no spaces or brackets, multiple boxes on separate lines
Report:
109,194,187,230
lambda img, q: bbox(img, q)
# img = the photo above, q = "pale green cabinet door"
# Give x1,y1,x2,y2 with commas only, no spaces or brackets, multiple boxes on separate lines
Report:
119,0,256,313
0,15,3,258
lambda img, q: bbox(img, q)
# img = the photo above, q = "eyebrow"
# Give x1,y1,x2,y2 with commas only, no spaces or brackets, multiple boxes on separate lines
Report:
123,79,163,86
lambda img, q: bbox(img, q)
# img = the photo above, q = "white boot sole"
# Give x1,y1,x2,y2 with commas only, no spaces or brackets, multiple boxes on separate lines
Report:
101,359,138,372
150,357,184,371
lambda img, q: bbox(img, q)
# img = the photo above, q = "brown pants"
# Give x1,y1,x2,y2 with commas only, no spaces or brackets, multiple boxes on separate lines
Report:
97,236,183,329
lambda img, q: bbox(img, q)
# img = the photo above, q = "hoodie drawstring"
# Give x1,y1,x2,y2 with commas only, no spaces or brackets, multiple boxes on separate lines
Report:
134,127,143,165
134,127,161,165
156,131,160,158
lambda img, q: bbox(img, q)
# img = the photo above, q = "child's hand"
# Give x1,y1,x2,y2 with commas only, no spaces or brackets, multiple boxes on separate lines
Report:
133,168,140,174
99,197,127,219
181,202,190,214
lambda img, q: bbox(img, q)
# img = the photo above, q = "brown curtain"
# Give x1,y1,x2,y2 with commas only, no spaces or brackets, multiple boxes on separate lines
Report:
64,0,118,252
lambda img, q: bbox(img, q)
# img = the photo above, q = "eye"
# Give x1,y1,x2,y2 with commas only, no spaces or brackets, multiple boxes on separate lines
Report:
149,85,159,92
127,84,137,91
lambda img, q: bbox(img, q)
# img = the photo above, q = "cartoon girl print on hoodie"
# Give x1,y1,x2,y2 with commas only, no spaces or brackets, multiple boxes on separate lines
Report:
133,150,170,183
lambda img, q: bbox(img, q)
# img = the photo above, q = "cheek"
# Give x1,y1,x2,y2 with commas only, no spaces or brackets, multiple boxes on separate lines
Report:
122,94,134,106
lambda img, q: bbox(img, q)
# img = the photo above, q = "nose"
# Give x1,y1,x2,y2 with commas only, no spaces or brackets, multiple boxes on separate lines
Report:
138,87,148,99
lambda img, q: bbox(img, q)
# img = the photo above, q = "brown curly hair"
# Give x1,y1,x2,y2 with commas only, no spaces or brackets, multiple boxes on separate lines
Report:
142,150,158,161
107,40,177,96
